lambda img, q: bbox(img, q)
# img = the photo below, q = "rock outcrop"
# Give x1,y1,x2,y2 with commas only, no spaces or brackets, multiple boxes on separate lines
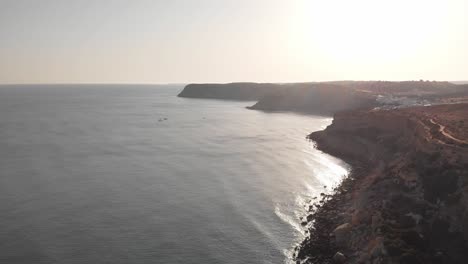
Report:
247,83,377,116
177,82,285,101
296,103,468,263
178,81,468,116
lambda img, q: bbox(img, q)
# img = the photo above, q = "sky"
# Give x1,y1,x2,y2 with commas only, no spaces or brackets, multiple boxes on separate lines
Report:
0,0,467,84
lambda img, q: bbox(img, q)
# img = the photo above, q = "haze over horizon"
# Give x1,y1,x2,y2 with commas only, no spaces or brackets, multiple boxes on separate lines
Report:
1,0,467,84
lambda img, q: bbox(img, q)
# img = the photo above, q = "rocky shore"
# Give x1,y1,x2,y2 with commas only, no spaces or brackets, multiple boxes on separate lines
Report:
178,81,468,263
295,104,468,264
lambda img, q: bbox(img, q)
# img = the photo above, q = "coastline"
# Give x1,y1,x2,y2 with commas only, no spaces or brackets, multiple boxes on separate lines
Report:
295,104,468,263
176,82,468,263
294,120,373,263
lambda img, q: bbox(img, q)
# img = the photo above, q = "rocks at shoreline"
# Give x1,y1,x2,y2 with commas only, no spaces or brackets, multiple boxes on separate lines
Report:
296,103,468,264
333,252,346,263
179,81,468,263
333,223,352,246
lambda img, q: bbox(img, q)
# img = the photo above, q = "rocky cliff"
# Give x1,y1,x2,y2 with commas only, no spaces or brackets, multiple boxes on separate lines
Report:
178,81,468,116
177,82,286,101
247,83,378,115
296,104,468,263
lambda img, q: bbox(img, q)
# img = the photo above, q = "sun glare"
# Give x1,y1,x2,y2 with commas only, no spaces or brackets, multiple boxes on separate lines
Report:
299,0,447,63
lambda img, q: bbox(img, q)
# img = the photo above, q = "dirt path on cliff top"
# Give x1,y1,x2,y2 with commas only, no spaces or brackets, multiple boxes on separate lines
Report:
429,118,468,144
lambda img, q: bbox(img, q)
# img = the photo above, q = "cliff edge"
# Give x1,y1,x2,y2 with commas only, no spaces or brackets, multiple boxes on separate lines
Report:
178,81,468,116
296,103,468,263
177,82,285,101
247,83,377,115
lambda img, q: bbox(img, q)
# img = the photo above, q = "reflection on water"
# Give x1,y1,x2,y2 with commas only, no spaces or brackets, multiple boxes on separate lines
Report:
0,85,348,264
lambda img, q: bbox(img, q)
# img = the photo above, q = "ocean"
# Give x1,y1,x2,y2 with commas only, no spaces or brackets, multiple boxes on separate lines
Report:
0,85,348,264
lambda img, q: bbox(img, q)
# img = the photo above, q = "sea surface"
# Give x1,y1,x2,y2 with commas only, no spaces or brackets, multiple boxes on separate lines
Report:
0,85,348,264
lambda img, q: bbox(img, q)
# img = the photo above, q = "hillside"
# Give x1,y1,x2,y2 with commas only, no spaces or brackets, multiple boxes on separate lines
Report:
178,81,468,116
246,83,377,115
297,103,468,263
177,82,287,101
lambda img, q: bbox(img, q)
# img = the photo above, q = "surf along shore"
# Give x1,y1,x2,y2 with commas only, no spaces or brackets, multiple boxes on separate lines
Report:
295,103,468,264
178,82,468,263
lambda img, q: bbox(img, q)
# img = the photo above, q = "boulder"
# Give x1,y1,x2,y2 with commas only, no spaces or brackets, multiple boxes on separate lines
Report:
333,223,352,246
352,209,370,225
333,252,346,263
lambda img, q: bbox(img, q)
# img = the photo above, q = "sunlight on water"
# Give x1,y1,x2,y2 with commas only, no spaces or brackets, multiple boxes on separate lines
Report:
304,148,349,189
0,85,350,264
275,205,305,235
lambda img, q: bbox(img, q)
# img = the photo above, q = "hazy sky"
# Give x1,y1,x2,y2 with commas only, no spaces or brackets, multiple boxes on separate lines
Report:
1,0,467,84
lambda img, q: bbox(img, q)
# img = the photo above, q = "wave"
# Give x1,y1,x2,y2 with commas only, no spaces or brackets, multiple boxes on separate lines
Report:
274,204,305,236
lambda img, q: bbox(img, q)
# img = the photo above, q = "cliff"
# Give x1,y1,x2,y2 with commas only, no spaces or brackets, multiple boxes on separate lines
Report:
247,83,378,115
177,82,286,101
178,81,468,116
296,103,468,263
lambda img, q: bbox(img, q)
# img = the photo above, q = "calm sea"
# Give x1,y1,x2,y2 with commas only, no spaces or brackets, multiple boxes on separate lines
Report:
0,85,348,264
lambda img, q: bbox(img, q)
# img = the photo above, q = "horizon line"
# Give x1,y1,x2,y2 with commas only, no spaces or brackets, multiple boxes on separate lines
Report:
1,80,467,86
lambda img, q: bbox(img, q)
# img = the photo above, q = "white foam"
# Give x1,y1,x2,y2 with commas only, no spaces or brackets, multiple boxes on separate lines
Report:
274,204,305,236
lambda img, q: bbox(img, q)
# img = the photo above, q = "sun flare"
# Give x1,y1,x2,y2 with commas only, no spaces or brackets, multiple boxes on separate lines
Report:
298,0,449,63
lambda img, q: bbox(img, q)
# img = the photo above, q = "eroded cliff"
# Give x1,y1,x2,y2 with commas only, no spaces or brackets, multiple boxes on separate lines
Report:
177,82,285,101
178,81,468,116
297,104,468,264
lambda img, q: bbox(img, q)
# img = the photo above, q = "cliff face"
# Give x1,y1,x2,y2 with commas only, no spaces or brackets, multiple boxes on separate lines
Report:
178,82,379,116
247,83,378,115
177,82,286,101
178,81,468,116
297,104,468,264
